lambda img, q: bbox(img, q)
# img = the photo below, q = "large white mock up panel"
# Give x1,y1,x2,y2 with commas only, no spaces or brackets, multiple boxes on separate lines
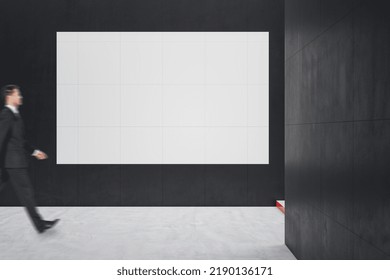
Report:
57,32,269,164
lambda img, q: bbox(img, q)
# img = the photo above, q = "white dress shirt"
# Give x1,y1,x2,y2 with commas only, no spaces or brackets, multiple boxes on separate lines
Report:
5,104,19,114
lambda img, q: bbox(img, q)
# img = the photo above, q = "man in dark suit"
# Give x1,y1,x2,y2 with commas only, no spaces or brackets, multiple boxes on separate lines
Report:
0,84,60,233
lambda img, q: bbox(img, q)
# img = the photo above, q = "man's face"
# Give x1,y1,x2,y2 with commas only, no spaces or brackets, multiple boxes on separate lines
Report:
7,89,23,106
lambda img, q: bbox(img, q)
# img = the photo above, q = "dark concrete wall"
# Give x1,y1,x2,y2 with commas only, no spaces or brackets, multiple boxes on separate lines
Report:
285,0,390,259
0,0,284,206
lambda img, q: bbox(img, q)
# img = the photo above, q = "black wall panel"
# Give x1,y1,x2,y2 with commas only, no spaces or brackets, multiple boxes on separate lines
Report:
0,0,284,206
353,121,390,255
121,165,163,206
78,166,122,206
204,165,247,206
162,165,204,206
320,123,354,228
353,4,390,120
316,14,353,123
285,0,390,259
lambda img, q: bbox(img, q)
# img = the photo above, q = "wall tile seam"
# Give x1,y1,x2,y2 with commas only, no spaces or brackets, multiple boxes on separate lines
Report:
306,202,390,257
285,118,390,127
284,5,356,63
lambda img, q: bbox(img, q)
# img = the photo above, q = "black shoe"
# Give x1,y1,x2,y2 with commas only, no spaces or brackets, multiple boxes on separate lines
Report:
44,219,60,226
37,219,60,233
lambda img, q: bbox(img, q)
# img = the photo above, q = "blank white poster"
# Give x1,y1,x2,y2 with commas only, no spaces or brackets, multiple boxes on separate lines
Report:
56,32,269,164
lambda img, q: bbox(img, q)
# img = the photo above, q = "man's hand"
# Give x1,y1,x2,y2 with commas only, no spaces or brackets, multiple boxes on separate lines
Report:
34,150,48,160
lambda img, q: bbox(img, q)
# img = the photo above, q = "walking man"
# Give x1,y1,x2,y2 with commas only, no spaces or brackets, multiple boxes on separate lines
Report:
0,84,59,233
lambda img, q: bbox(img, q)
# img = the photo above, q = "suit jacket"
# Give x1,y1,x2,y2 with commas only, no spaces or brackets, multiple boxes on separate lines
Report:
0,107,36,168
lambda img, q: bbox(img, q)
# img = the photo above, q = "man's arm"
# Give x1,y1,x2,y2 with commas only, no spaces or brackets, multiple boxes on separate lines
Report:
0,111,12,152
24,139,48,160
22,122,48,160
24,142,37,155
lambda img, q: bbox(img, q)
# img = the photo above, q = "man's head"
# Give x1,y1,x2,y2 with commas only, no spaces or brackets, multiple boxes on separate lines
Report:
1,84,23,107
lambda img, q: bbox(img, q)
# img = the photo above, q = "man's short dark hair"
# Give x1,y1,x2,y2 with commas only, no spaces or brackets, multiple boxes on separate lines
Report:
1,84,20,103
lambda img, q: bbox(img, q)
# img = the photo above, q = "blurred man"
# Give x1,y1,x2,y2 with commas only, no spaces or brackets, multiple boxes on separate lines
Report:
0,84,59,233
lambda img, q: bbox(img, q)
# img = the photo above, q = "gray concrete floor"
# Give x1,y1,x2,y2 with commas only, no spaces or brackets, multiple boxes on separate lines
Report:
0,207,296,260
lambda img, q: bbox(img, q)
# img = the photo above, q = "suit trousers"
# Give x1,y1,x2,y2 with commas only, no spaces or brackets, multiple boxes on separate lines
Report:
0,168,43,231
